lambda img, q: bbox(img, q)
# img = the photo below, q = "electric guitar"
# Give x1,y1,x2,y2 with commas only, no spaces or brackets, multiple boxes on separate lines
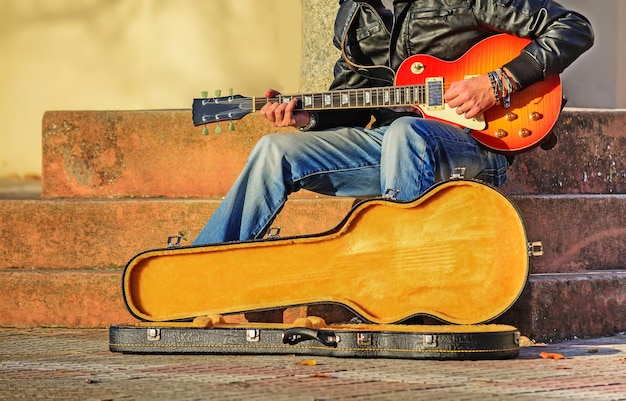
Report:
192,34,562,154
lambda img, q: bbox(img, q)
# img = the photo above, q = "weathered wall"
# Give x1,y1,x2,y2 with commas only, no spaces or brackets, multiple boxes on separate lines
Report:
0,0,302,178
301,0,625,106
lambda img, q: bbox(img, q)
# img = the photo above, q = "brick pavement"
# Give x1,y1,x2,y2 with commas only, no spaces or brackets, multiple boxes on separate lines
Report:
1,328,625,400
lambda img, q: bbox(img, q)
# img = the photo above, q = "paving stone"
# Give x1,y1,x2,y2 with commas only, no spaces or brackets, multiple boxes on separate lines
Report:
1,328,624,401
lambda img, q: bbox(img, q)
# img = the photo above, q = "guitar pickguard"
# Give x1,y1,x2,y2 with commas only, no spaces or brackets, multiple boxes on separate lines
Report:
419,103,486,131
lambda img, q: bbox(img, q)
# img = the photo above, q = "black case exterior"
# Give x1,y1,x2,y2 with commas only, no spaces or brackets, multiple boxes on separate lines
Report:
109,324,520,360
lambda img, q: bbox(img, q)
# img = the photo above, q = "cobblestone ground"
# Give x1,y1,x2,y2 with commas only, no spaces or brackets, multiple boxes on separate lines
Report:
1,328,625,401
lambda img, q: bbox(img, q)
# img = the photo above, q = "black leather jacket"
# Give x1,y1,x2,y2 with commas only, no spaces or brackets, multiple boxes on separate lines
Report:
314,0,594,130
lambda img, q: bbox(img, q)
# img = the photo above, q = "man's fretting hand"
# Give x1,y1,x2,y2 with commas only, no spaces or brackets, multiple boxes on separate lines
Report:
260,89,311,128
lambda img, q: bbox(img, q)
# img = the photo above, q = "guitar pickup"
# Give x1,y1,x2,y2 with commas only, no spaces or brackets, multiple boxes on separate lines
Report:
425,77,445,110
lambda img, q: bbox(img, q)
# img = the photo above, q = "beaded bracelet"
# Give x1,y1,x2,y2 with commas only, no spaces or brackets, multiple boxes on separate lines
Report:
499,69,516,95
488,69,515,109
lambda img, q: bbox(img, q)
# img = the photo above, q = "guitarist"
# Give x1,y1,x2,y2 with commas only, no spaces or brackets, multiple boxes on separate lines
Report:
193,0,593,247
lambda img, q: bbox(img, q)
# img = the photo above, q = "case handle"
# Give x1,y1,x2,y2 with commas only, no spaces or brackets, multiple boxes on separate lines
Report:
282,328,339,348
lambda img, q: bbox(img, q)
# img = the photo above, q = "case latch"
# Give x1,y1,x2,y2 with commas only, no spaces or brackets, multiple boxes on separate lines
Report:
423,334,437,348
146,328,161,342
357,333,372,346
528,241,544,257
246,329,260,342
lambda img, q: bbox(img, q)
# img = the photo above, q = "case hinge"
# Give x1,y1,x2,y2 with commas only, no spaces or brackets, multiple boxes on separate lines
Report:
167,235,182,249
383,188,400,200
449,167,466,180
528,241,544,257
267,227,281,239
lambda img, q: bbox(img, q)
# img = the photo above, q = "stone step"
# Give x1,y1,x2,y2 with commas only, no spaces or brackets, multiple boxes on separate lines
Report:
504,108,626,195
513,194,626,273
0,197,354,270
17,98,626,342
0,269,132,328
1,268,624,342
2,194,624,273
41,110,296,199
495,271,626,342
41,108,626,198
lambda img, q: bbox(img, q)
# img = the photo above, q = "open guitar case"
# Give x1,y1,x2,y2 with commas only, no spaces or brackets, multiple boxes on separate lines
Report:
109,179,541,360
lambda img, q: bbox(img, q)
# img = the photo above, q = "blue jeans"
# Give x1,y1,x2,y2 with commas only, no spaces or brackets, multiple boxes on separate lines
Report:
193,117,508,245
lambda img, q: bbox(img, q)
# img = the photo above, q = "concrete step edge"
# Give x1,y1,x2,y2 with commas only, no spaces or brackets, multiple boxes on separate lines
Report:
2,195,626,272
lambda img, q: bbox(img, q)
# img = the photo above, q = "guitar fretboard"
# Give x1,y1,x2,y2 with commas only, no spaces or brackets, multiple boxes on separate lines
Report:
254,80,443,111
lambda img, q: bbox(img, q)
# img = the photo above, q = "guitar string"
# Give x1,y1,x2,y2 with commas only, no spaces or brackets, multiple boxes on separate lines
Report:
254,84,451,109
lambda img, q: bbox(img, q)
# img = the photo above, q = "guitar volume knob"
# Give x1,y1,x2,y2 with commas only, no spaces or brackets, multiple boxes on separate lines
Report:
518,128,532,138
505,112,518,122
410,62,425,75
529,112,543,121
495,129,508,139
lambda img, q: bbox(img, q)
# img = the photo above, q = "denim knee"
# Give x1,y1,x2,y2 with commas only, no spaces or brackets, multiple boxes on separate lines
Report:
383,117,431,153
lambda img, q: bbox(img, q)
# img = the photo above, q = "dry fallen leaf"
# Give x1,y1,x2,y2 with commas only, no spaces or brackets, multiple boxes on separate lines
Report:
587,349,599,353
309,373,332,378
539,351,566,360
518,336,534,347
298,359,317,366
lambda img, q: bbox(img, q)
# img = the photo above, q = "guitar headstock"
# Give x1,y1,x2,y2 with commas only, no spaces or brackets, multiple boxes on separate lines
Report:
192,89,254,133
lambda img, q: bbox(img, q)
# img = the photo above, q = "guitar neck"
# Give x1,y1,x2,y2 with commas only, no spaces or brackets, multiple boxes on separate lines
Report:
254,84,434,112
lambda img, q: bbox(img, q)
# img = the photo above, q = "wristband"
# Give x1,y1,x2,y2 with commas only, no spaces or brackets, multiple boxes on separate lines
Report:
487,71,501,105
299,111,318,132
493,69,510,109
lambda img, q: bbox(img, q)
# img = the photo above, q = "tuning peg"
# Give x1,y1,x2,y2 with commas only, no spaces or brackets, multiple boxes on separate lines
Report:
201,91,208,98
215,89,222,97
202,125,209,136
228,88,234,96
215,123,222,134
228,121,235,131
